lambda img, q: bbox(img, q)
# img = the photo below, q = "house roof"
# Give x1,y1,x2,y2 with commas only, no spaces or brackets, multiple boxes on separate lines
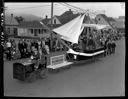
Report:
18,21,49,29
98,14,115,23
41,18,50,25
98,14,116,29
5,16,19,25
98,14,125,29
41,10,79,28
56,14,79,25
60,9,74,18
98,14,109,22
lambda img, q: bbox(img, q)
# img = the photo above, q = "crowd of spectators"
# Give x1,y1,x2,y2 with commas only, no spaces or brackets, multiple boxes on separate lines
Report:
3,37,67,61
3,29,124,61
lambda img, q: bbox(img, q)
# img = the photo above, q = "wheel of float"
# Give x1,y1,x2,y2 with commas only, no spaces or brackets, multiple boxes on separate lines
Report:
26,71,37,82
39,69,47,79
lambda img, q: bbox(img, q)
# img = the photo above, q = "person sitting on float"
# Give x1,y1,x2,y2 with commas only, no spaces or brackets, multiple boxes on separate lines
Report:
87,35,96,50
30,46,40,70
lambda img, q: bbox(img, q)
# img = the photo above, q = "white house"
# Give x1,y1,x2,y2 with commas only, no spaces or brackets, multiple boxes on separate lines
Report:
17,21,50,38
5,14,19,36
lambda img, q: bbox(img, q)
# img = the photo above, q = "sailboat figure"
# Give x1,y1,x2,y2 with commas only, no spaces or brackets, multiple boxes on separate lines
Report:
52,14,106,57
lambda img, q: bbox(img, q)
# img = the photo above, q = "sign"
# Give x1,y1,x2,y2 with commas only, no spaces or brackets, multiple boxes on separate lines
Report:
50,54,65,66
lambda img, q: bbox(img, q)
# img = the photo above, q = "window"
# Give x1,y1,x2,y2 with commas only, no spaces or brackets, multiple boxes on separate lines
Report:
38,29,40,34
34,29,38,36
31,29,33,34
41,29,44,33
7,28,10,34
54,19,56,24
45,29,47,33
13,28,18,36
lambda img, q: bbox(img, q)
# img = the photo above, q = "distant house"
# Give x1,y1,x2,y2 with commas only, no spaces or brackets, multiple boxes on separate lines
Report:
113,16,125,33
47,15,61,25
41,9,79,29
42,15,62,29
114,21,125,33
95,14,120,30
54,9,79,25
17,21,50,39
95,14,125,33
95,14,110,25
115,16,125,22
5,14,19,37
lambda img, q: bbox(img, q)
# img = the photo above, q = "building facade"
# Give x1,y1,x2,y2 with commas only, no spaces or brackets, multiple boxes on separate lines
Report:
5,14,19,37
17,21,51,39
95,14,110,25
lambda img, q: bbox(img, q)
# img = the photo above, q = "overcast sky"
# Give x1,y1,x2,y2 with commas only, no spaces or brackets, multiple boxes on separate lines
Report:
5,2,125,18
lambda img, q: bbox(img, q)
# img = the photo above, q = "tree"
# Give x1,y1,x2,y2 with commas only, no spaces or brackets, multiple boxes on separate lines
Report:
15,16,24,23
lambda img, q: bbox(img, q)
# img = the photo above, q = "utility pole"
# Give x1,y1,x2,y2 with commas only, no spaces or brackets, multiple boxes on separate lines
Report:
50,2,53,51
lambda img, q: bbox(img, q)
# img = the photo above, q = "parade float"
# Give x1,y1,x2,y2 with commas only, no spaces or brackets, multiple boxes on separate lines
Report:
13,13,112,82
49,14,110,65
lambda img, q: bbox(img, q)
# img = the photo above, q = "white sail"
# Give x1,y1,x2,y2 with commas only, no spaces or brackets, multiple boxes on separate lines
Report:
53,14,86,44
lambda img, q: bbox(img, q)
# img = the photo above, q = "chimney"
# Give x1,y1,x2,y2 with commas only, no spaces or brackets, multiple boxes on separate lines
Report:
69,9,71,12
46,15,48,19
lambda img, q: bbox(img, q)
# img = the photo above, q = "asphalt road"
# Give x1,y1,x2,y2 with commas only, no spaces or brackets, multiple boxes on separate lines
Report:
4,38,125,97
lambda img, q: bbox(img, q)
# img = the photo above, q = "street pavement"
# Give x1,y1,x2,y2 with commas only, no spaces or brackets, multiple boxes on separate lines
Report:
4,38,125,97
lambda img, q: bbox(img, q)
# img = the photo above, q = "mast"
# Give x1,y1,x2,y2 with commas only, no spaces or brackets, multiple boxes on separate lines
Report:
50,2,53,51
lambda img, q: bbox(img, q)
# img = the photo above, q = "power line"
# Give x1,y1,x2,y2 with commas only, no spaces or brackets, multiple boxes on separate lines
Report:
63,2,90,15
58,3,84,14
61,3,105,19
5,4,58,10
58,3,79,12
63,2,88,13
62,3,105,16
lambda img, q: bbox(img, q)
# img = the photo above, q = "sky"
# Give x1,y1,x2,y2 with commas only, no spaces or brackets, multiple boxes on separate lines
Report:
4,2,125,19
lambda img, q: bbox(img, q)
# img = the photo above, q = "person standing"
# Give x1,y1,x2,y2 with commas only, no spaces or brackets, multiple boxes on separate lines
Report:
109,40,112,54
11,40,16,59
113,41,116,54
107,40,111,55
81,36,87,52
34,40,38,50
104,39,109,57
18,40,24,58
6,40,12,60
24,40,28,57
111,40,116,54
45,44,50,54
87,35,95,51
21,39,24,58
